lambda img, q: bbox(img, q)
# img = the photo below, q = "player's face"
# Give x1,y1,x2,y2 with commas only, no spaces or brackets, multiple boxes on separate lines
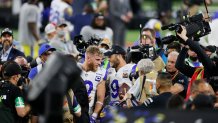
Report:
166,55,177,73
89,54,102,71
108,54,120,68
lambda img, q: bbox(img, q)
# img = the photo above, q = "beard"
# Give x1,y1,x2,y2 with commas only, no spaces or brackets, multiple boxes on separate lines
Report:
89,61,98,72
111,59,120,69
3,39,12,51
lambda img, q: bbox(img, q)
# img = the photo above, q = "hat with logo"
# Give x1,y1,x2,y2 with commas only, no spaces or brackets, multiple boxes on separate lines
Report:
45,23,56,34
38,43,56,56
3,61,25,77
104,45,126,56
1,28,13,37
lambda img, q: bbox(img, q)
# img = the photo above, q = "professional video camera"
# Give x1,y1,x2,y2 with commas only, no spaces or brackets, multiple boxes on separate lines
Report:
73,35,102,55
127,45,157,64
161,13,211,44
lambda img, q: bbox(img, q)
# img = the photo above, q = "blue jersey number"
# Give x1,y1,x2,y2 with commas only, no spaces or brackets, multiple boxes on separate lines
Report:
85,80,93,96
111,79,119,98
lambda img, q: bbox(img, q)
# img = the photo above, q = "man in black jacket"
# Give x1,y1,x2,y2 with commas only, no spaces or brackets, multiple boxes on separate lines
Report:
138,72,173,109
0,28,25,62
176,25,218,92
0,61,31,123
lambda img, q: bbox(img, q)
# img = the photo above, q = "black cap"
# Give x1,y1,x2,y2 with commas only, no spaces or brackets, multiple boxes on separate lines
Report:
1,28,13,37
3,61,25,77
205,45,216,53
104,45,126,56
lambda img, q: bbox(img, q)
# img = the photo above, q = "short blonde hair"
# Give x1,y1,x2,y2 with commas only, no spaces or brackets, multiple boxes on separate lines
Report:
86,45,103,57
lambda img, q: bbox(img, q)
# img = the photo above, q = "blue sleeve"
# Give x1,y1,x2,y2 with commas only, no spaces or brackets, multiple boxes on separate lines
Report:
131,64,137,74
160,52,167,64
28,67,38,80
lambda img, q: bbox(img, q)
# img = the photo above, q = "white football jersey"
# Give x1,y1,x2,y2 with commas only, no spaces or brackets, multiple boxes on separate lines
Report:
78,64,107,113
50,0,69,24
108,64,136,102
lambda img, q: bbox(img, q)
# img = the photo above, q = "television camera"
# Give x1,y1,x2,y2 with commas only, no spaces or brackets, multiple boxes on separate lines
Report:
161,0,211,44
127,45,157,64
73,35,103,55
161,13,211,44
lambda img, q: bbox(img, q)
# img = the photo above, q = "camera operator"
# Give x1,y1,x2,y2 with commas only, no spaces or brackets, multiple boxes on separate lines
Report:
176,25,218,93
128,28,165,72
0,61,31,123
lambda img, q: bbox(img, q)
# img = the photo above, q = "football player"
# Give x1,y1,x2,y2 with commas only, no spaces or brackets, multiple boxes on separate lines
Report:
105,45,136,105
78,46,107,122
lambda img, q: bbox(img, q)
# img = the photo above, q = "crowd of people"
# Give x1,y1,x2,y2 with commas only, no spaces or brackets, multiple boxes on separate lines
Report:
0,0,218,123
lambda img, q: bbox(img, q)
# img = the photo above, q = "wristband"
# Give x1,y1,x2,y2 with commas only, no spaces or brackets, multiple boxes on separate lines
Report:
96,101,103,106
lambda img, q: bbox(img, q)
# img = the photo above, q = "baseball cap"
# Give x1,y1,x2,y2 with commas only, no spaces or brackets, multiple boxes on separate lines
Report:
3,61,25,77
38,44,56,56
104,45,126,56
100,38,111,48
45,23,56,34
1,28,13,37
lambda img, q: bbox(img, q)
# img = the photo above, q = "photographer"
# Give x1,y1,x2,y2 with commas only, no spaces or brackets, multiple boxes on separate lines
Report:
0,61,31,123
176,25,218,93
128,28,165,72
